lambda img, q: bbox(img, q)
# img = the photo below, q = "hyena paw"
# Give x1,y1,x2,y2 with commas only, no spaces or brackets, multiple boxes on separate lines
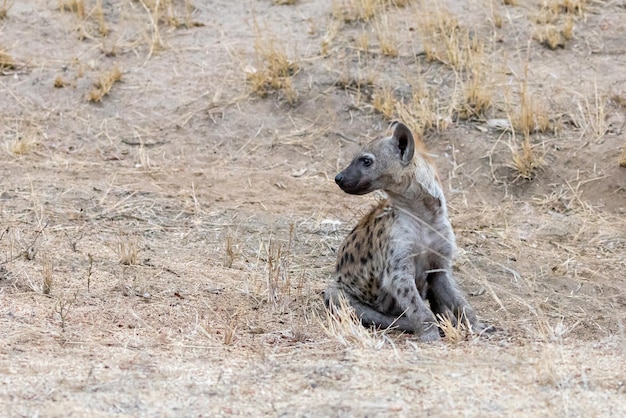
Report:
472,321,496,334
418,323,441,342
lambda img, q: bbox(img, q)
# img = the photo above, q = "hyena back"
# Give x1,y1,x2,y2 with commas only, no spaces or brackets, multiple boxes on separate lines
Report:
324,122,489,341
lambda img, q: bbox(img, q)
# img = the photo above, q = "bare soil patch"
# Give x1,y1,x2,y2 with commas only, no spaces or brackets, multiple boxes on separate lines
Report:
1,0,625,416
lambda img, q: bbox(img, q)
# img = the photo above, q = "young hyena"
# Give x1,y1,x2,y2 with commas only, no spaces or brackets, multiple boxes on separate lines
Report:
324,122,489,342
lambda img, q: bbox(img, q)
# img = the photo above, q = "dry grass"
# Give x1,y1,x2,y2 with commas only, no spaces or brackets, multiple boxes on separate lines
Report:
1,0,626,416
94,0,108,37
332,0,379,22
335,54,377,97
533,20,574,50
534,25,565,49
372,86,396,119
88,66,122,102
508,63,553,137
394,83,452,137
553,0,587,15
436,314,467,344
331,0,414,23
42,257,53,295
118,235,139,265
58,0,110,38
245,28,299,105
264,236,292,307
619,144,626,167
374,10,399,57
53,76,68,88
224,234,237,268
0,0,12,19
609,91,626,109
572,84,608,141
54,293,77,331
7,125,40,155
461,72,494,119
533,0,579,49
320,18,340,55
58,0,85,17
415,5,461,68
509,137,544,180
140,0,197,28
321,293,396,349
0,47,15,70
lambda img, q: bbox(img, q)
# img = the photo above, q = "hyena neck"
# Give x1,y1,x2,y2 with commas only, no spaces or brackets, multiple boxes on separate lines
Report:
385,163,447,220
386,188,446,221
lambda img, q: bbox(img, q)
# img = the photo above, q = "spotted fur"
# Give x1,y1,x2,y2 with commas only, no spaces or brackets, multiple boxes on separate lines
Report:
324,122,489,341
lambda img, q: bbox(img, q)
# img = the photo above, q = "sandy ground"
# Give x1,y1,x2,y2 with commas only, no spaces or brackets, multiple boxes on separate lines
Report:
1,0,626,416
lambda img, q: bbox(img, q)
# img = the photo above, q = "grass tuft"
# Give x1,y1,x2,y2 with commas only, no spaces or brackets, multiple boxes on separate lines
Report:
58,0,85,17
510,138,544,181
374,10,399,57
42,257,53,295
0,0,13,19
264,227,295,308
508,63,553,137
436,314,466,344
118,235,139,265
246,29,300,105
55,293,77,331
54,76,68,88
460,39,494,120
88,67,122,102
140,0,198,29
8,125,40,156
94,0,109,37
0,47,15,70
554,0,587,15
394,83,452,137
332,0,378,23
534,25,568,49
224,234,237,268
321,293,396,349
372,87,396,119
320,18,340,55
415,5,458,65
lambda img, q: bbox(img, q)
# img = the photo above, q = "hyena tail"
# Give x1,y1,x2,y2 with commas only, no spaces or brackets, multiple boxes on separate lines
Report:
323,284,415,332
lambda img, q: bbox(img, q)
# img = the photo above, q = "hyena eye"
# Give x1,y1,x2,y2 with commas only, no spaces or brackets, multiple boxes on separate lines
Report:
360,157,373,167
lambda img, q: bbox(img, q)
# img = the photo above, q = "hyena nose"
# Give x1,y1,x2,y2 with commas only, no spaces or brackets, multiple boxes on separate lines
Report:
334,173,343,185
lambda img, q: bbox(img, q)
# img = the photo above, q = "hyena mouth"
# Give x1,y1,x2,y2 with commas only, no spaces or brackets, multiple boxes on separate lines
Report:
337,180,371,195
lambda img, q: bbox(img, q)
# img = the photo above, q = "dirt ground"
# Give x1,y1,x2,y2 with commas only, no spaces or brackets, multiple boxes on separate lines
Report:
1,0,626,416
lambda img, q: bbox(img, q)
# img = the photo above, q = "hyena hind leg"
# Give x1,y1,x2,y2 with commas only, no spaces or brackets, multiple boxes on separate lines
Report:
323,286,415,332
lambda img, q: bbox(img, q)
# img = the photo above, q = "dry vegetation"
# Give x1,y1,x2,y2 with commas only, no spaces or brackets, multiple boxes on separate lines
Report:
1,0,625,416
0,0,12,19
245,26,300,105
0,47,15,71
88,66,122,102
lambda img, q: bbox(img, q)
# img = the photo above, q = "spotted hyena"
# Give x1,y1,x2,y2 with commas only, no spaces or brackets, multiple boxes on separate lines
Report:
324,122,490,341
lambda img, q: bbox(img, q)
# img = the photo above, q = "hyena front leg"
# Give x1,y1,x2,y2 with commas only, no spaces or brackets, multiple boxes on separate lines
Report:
385,268,440,342
426,271,490,333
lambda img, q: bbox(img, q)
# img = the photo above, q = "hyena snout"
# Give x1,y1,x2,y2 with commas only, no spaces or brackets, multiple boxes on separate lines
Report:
334,168,371,195
335,171,359,194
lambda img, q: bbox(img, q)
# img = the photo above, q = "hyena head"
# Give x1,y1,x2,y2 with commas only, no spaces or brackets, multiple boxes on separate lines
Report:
335,122,426,196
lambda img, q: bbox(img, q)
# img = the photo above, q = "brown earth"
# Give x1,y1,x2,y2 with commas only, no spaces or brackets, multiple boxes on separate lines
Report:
1,0,626,416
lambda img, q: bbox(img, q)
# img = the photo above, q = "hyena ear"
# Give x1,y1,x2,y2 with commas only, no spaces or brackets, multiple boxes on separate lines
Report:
391,122,415,164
